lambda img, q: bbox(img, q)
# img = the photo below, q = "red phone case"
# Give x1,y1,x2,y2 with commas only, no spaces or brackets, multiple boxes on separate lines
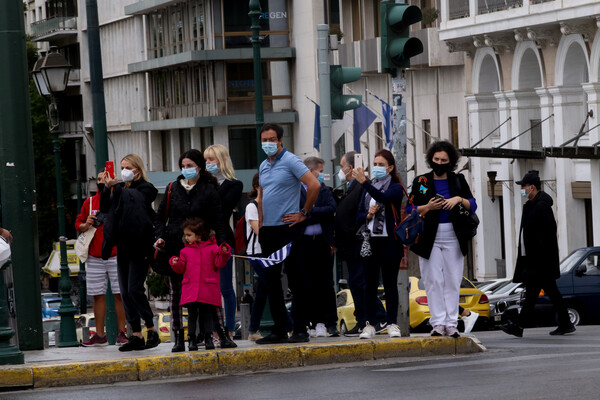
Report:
105,161,115,178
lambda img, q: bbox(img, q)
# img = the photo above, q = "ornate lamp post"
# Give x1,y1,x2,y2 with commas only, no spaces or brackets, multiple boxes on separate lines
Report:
249,0,264,166
32,47,79,347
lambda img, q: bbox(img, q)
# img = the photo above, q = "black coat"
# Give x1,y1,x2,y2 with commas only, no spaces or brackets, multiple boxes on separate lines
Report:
333,180,364,257
100,179,158,260
356,179,404,259
299,183,337,246
407,172,474,259
217,179,243,248
513,191,560,283
155,177,227,257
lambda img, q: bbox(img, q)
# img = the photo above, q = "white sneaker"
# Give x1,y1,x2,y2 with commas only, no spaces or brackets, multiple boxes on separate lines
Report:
462,311,479,334
308,329,317,338
359,322,376,339
387,323,401,338
315,323,327,337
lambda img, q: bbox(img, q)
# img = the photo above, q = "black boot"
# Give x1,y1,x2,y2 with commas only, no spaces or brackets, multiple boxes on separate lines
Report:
171,329,185,353
204,333,215,350
216,325,237,348
188,335,198,351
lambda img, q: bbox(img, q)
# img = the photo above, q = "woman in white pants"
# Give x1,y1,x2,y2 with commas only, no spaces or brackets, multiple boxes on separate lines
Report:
406,141,477,337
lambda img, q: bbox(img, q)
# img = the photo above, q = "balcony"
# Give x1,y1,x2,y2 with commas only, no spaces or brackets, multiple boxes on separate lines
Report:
410,28,465,68
30,16,78,41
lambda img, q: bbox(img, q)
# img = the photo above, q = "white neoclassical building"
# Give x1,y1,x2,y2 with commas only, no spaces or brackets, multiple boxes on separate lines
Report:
435,0,600,280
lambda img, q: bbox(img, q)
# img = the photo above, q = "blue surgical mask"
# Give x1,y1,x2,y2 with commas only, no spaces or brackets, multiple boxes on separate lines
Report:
205,163,219,175
262,142,278,156
372,166,388,180
181,167,198,180
520,187,529,198
317,173,325,184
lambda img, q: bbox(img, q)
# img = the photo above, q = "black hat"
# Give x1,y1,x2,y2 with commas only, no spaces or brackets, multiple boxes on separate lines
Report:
516,172,541,187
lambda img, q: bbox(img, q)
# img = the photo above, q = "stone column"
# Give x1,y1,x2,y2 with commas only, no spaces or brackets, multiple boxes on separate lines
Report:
582,83,600,245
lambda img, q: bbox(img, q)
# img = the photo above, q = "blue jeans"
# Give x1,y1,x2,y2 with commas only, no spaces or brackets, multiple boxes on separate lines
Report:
220,257,236,331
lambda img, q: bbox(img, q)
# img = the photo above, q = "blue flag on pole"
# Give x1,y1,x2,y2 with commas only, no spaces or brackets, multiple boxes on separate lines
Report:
371,94,394,149
353,104,377,151
247,242,293,268
313,103,321,151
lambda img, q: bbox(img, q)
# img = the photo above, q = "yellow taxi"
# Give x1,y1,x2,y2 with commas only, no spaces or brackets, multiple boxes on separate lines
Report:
142,312,188,342
336,276,490,333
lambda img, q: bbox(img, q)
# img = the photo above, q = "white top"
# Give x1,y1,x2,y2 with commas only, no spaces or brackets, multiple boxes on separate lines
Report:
245,202,262,255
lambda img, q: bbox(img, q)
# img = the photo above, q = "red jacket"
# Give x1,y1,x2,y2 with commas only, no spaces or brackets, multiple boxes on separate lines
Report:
170,238,231,307
74,194,117,259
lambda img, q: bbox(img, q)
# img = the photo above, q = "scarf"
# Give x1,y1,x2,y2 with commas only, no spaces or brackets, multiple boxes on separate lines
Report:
364,174,392,235
179,179,196,193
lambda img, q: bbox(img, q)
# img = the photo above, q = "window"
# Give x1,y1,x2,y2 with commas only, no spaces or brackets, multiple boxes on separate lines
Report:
449,117,459,148
179,129,191,154
351,0,362,41
161,131,172,171
229,128,258,170
530,119,542,151
422,119,431,152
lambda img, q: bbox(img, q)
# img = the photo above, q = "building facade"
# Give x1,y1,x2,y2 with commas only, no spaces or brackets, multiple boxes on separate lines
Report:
438,0,600,280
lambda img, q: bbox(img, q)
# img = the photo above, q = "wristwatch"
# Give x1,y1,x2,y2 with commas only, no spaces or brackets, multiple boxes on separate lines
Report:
300,208,308,216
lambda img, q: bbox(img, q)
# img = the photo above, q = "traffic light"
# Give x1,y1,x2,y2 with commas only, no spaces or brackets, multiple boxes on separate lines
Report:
380,1,424,71
330,65,362,120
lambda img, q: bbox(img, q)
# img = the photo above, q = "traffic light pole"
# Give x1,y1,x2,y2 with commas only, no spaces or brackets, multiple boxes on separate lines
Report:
317,25,334,178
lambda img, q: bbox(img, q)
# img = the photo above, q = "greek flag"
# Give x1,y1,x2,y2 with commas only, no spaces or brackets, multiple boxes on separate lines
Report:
248,242,293,268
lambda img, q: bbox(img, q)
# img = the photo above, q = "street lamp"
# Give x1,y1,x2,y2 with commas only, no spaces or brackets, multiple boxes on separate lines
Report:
487,170,498,202
32,47,79,347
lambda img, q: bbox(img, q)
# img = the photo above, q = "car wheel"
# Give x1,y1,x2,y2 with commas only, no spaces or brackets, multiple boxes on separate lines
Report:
340,321,347,335
567,307,581,326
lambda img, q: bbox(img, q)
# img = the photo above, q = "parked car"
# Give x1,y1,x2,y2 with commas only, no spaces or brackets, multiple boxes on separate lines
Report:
75,313,96,342
142,312,188,342
42,318,61,347
488,281,524,325
476,278,511,295
41,296,62,319
495,247,600,328
336,276,491,333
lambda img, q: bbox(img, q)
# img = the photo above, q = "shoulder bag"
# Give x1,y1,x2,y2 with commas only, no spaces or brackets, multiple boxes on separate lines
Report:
75,198,97,263
152,182,176,276
454,175,479,239
392,185,426,246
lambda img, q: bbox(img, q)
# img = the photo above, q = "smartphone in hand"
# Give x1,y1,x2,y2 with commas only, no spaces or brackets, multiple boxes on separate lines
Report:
354,153,364,169
105,161,115,179
434,194,445,201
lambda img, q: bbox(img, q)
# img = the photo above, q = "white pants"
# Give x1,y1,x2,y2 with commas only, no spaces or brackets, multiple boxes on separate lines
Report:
419,223,464,328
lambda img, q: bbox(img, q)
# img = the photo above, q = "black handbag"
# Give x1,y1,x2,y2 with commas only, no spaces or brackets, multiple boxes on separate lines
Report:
453,175,479,239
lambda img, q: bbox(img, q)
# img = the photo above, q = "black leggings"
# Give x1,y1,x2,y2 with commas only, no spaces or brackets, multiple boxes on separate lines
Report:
116,248,154,333
187,302,215,339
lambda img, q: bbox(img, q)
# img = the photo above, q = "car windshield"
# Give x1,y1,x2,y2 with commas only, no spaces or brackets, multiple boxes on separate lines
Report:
163,314,171,323
559,248,588,274
494,282,521,295
47,300,61,308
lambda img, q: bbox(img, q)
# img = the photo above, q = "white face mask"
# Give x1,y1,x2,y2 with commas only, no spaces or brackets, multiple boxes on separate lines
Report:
121,168,135,182
337,168,347,183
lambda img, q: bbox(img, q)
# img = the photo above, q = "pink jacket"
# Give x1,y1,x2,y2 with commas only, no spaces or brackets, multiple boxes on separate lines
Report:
170,237,231,307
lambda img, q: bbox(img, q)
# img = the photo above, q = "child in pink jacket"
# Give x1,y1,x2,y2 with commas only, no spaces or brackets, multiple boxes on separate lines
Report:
170,218,231,350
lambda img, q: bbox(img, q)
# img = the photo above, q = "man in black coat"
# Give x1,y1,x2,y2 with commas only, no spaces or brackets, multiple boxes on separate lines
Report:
501,172,575,337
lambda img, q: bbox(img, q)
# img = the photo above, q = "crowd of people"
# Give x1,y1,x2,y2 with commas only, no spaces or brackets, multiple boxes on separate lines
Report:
68,121,574,352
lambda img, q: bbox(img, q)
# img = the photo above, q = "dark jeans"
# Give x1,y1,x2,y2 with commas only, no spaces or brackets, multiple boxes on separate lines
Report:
363,238,401,325
187,302,214,339
292,235,337,327
518,277,571,328
168,274,183,330
259,224,301,337
249,258,267,333
116,248,154,333
340,250,367,328
220,256,236,331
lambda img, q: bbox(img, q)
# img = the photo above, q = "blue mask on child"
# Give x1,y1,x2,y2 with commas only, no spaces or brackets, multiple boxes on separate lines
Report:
205,163,219,175
181,167,198,180
262,142,278,156
372,166,388,180
317,173,325,183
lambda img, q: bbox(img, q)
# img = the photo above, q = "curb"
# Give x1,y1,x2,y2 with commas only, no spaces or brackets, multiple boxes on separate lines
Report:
0,336,486,389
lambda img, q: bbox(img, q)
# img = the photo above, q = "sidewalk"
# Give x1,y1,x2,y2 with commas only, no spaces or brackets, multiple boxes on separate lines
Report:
0,334,485,389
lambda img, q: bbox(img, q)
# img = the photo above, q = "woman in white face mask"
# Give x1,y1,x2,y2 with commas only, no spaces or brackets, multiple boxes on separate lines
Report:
100,154,160,352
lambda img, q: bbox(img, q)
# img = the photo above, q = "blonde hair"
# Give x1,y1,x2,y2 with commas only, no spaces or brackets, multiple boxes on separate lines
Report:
204,144,236,180
121,153,149,187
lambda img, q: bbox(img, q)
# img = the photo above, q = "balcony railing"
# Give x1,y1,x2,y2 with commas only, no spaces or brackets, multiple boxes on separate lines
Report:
478,0,522,14
30,16,77,39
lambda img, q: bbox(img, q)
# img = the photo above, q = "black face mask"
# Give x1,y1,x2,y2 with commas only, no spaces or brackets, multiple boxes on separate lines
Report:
432,162,451,177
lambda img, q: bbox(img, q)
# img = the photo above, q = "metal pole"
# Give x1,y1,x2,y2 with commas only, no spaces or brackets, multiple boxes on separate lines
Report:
0,261,23,364
86,0,117,343
0,0,43,350
249,0,265,167
51,105,78,347
76,140,87,315
317,25,333,179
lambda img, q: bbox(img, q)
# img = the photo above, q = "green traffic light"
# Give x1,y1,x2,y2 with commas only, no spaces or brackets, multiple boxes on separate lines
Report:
380,2,424,71
330,65,363,120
